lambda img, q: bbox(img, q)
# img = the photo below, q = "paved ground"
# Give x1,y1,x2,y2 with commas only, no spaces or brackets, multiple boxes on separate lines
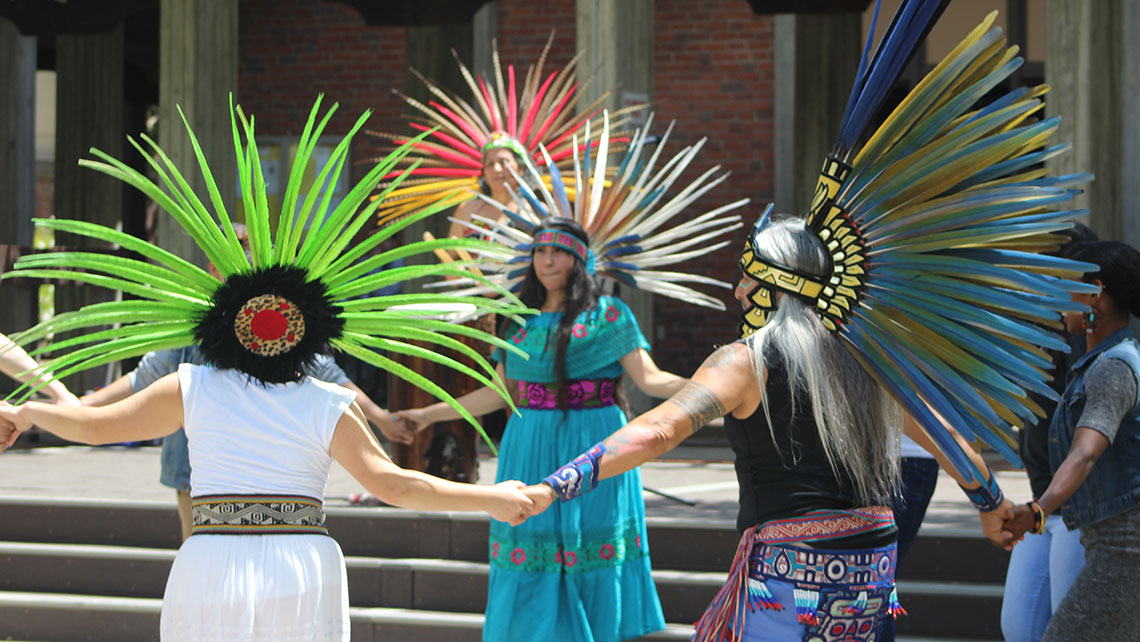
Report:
0,441,1031,534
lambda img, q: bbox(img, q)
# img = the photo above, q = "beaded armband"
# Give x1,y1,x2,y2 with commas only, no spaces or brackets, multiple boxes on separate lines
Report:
959,464,1004,512
542,443,607,502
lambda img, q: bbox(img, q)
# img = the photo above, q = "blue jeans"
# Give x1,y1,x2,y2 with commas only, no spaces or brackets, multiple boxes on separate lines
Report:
159,428,191,491
1001,514,1084,642
880,457,939,642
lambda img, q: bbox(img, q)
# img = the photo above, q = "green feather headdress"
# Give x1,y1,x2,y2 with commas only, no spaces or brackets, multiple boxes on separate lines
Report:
3,96,530,451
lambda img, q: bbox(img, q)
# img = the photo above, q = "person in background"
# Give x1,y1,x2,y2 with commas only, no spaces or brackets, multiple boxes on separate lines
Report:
80,223,412,540
1004,239,1140,641
999,222,1097,642
81,345,405,540
399,218,682,642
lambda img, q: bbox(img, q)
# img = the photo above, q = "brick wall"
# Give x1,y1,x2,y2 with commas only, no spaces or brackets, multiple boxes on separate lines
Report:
653,0,773,374
235,0,776,377
238,0,405,181
497,0,577,72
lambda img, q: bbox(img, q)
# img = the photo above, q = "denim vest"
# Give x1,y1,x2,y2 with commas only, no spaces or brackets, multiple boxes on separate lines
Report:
1048,327,1140,529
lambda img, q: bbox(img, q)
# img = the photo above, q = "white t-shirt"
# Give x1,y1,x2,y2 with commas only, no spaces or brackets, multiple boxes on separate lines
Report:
178,364,357,499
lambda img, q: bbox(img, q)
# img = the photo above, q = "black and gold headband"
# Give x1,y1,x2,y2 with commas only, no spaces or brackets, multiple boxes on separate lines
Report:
738,157,867,337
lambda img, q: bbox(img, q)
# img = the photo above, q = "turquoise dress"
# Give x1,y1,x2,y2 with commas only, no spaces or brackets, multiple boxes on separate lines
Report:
483,295,666,642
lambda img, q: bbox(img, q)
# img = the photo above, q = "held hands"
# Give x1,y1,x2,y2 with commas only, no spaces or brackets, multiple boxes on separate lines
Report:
484,482,558,527
1003,502,1038,543
375,412,416,445
522,483,557,516
394,408,432,435
486,481,536,526
0,401,31,453
979,498,1017,551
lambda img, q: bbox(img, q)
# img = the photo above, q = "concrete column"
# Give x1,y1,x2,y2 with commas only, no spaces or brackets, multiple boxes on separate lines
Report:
54,26,124,248
576,0,654,116
1045,0,1140,247
49,27,126,392
471,0,498,80
391,22,478,477
0,16,35,246
773,12,863,217
402,23,474,243
577,0,655,411
0,15,36,358
158,0,238,266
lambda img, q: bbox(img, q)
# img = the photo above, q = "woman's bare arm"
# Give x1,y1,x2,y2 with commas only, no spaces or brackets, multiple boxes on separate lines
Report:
330,400,532,523
0,372,183,450
619,348,688,399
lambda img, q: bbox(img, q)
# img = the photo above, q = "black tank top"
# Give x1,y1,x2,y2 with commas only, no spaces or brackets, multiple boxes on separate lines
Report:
724,349,897,548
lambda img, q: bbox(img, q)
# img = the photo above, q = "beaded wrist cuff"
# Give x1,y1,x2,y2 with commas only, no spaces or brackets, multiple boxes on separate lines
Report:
959,464,1004,512
542,443,607,502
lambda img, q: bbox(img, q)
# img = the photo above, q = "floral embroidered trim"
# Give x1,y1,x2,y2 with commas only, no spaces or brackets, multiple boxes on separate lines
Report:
489,522,648,574
515,378,618,410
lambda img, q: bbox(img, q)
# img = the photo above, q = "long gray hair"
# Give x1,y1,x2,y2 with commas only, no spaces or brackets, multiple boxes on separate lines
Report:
746,217,900,503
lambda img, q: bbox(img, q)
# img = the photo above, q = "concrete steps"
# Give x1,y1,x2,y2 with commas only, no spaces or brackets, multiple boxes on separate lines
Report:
0,496,1005,641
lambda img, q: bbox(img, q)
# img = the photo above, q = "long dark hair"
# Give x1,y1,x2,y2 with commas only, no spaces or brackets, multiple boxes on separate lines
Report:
1069,240,1140,319
510,217,600,405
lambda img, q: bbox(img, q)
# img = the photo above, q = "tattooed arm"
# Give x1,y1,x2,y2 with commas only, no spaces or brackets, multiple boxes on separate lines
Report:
524,343,763,510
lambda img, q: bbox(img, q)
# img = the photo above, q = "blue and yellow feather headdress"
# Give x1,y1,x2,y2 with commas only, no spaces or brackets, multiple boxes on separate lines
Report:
738,1,1097,482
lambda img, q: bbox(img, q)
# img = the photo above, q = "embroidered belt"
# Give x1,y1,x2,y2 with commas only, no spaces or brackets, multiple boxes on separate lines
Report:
190,494,328,536
515,378,618,410
694,506,903,642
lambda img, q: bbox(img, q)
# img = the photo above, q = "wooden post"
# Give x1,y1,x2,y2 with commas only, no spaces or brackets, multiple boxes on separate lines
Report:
1045,0,1140,247
54,26,125,248
0,16,35,246
51,26,126,393
389,21,479,479
576,0,657,414
158,0,238,267
772,12,862,217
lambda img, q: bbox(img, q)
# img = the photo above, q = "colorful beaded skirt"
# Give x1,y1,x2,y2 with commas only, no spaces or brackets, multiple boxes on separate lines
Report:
694,507,903,642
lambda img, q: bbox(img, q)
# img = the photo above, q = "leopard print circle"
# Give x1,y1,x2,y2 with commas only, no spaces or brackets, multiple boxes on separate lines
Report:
234,294,305,357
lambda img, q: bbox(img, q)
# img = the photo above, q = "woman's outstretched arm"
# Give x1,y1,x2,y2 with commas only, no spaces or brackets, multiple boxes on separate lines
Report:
0,372,183,451
331,399,533,524
395,362,510,432
524,342,760,507
619,348,688,399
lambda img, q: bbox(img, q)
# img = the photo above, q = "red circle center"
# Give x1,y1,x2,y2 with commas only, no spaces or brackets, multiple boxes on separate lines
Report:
250,309,288,341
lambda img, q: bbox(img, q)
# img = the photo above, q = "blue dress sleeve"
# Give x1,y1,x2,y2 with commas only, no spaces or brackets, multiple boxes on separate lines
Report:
563,296,650,379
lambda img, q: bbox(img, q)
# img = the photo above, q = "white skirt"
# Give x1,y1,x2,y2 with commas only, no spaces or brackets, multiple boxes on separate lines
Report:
160,534,349,641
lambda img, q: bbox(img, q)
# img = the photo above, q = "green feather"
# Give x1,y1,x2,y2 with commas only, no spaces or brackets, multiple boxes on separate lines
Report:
333,338,500,455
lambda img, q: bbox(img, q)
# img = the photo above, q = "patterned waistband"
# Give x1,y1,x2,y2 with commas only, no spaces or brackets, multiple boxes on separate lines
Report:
515,378,618,410
755,506,895,544
190,494,328,536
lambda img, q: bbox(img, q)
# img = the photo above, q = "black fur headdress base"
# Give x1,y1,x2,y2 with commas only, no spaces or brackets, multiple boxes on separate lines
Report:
194,265,344,384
